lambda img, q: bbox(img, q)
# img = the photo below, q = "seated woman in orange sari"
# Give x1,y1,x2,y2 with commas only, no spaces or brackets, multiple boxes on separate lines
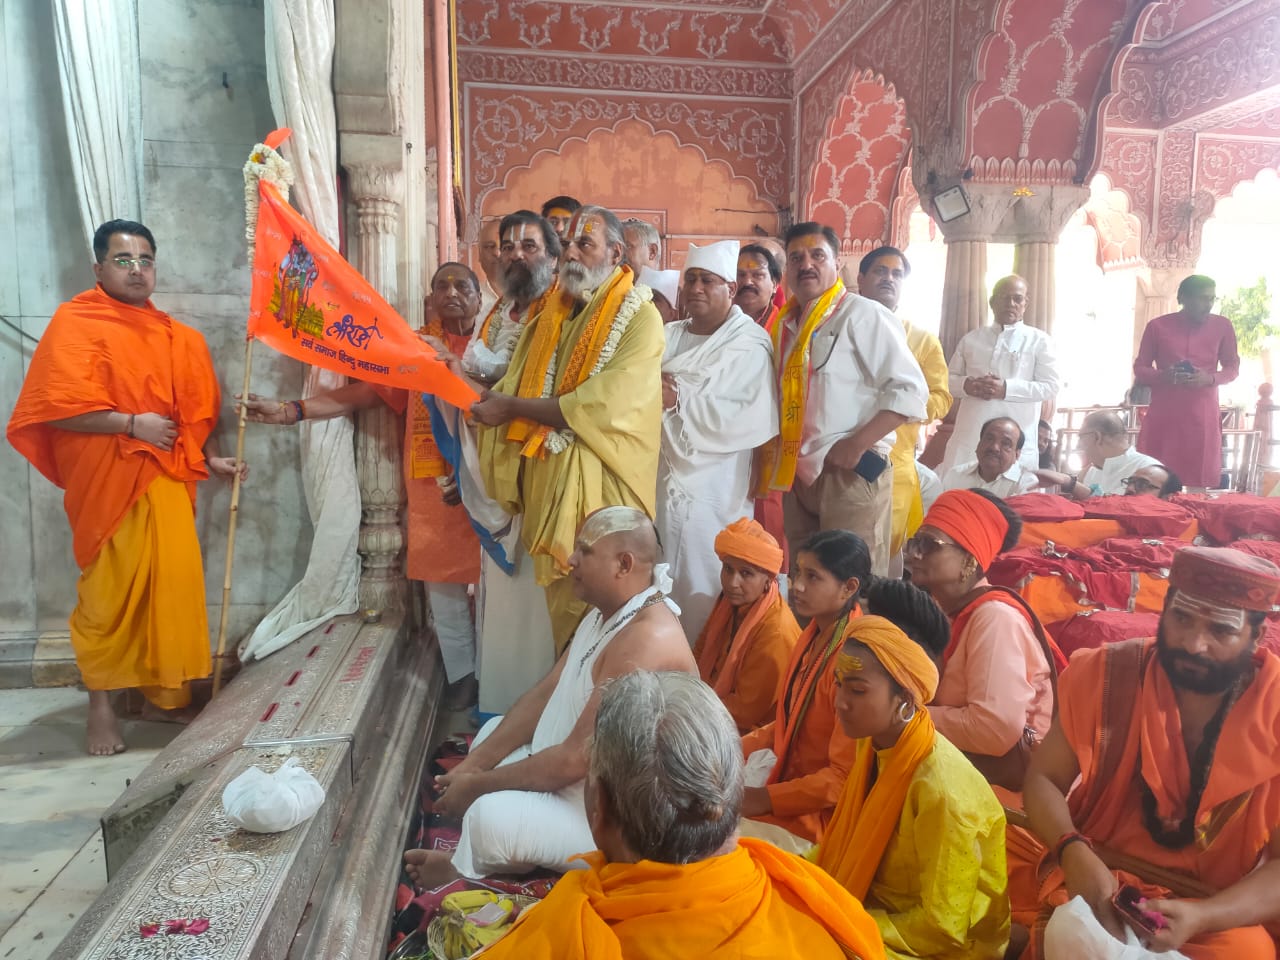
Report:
904,489,1063,786
739,530,868,847
816,615,1011,959
693,518,801,734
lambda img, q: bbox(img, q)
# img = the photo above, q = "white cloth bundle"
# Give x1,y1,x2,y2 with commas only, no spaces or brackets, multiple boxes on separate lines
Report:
1043,897,1190,960
222,757,325,833
744,749,777,789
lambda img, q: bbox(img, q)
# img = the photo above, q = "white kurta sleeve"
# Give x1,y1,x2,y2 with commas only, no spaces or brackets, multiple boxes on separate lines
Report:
1003,332,1060,402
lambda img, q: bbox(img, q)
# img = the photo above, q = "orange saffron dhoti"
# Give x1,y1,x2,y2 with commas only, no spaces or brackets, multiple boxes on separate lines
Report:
7,286,221,707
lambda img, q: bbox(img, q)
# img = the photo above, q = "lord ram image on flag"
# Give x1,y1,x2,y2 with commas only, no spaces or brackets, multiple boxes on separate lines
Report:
246,147,475,410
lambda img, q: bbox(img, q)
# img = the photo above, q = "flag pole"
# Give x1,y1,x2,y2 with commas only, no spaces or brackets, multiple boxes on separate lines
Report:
213,337,254,695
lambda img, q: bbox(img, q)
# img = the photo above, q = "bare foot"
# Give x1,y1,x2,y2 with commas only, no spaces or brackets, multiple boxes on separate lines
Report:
86,690,126,756
403,848,461,890
138,701,201,725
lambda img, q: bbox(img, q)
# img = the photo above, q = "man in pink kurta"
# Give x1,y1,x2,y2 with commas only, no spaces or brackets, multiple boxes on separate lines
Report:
1135,275,1240,489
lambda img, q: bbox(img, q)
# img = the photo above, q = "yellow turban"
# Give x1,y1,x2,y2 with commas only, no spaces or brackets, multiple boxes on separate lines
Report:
840,615,939,706
714,518,784,575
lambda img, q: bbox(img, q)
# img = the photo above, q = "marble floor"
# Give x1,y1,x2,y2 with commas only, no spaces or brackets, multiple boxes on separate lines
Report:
0,688,181,960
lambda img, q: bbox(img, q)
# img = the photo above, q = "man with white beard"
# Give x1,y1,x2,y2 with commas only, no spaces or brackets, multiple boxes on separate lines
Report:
475,205,664,649
432,210,564,712
657,240,778,640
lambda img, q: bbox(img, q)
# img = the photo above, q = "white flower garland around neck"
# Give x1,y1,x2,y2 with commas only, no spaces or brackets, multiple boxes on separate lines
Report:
543,282,652,455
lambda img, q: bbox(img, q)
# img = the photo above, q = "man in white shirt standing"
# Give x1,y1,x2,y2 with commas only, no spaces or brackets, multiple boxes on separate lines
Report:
756,222,929,574
941,274,1060,474
941,416,1039,497
1034,410,1161,499
658,239,778,640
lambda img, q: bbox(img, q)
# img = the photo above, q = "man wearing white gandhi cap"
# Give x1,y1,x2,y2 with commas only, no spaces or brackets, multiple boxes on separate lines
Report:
639,266,681,324
657,239,780,641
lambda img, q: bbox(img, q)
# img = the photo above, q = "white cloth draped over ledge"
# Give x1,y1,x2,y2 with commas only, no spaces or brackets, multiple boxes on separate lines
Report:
241,0,361,661
53,0,144,253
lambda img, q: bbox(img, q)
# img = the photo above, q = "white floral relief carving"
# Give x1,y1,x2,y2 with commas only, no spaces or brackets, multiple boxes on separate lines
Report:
457,0,499,45
513,2,562,49
690,13,743,60
629,10,675,56
569,5,623,53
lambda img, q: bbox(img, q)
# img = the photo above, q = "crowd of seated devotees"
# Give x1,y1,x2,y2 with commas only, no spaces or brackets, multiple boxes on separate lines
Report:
402,502,1280,960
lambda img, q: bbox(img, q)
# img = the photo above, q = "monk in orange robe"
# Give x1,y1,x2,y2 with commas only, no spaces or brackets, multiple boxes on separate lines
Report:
480,670,885,960
739,530,867,846
1019,546,1280,958
693,518,799,734
7,220,239,756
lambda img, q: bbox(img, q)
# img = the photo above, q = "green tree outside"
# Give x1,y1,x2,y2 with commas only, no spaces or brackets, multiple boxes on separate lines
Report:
1221,277,1275,359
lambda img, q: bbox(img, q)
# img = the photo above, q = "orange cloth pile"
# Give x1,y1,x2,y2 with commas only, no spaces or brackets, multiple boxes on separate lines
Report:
478,838,885,960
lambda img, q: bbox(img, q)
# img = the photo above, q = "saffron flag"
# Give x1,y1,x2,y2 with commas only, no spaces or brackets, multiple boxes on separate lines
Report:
246,168,476,410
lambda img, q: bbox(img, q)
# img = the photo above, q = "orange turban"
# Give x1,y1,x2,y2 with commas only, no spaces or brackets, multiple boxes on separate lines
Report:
714,518,784,575
921,489,1007,571
840,615,939,706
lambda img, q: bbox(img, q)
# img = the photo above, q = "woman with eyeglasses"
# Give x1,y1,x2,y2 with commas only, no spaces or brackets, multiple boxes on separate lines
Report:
902,488,1065,792
816,615,1011,959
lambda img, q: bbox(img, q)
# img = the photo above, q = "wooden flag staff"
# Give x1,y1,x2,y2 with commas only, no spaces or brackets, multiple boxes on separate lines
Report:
213,340,253,695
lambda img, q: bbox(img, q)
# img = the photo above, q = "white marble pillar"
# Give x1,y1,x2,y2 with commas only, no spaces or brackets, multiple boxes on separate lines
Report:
345,162,408,614
1010,185,1089,336
939,238,989,360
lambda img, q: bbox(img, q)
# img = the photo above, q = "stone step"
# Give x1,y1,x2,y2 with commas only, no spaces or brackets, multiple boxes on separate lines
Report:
51,611,443,960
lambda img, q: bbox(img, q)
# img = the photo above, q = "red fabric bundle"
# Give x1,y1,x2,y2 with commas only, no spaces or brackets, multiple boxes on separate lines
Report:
1171,493,1280,544
1081,537,1188,573
1053,611,1160,658
988,548,1134,610
1005,494,1085,523
1081,495,1194,539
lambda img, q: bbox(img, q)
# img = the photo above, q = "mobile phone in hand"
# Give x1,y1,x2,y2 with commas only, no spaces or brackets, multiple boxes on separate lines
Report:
1112,885,1168,936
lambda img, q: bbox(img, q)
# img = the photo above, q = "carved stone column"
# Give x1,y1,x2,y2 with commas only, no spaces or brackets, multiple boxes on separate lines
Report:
1009,185,1089,335
345,162,408,614
932,183,1019,358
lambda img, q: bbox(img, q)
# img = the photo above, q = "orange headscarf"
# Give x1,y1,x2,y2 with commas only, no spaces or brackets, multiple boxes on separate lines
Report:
714,517,784,574
817,615,938,900
921,489,1008,571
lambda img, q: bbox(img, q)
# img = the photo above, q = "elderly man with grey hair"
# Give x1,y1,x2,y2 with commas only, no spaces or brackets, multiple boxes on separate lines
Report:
478,670,886,959
621,217,661,271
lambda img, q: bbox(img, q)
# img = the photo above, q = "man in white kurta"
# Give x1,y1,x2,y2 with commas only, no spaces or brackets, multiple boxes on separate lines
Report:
657,240,778,640
757,223,929,574
1032,410,1162,499
401,508,695,887
941,275,1060,474
940,415,1038,497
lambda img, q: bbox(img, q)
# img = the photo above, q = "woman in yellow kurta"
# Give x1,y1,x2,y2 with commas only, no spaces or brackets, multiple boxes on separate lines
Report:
816,615,1010,959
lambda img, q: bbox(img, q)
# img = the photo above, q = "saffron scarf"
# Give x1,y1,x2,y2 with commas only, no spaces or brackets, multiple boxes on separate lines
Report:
817,709,936,899
506,267,633,458
409,318,470,479
696,581,781,697
771,611,852,783
756,279,846,494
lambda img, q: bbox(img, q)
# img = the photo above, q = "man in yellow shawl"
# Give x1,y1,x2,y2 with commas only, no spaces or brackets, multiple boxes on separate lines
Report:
474,205,663,648
816,615,1010,959
480,669,886,960
853,247,952,560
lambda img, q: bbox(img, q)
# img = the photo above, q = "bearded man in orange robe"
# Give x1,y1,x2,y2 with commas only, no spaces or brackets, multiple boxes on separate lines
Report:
479,669,885,960
1020,546,1280,959
7,220,241,756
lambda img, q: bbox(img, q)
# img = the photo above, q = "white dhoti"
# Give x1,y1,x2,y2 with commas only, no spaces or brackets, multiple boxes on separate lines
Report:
450,716,590,878
450,585,674,878
426,581,475,683
476,532,555,715
656,487,748,642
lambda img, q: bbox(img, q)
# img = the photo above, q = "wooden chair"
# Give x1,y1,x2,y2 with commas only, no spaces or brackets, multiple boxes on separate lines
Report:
1218,429,1262,493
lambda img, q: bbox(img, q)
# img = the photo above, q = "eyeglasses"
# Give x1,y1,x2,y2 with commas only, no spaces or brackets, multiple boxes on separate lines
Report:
903,533,953,557
109,256,155,271
1122,476,1160,493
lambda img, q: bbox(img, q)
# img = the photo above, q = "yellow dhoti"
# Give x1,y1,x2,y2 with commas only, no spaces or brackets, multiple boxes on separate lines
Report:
70,475,211,709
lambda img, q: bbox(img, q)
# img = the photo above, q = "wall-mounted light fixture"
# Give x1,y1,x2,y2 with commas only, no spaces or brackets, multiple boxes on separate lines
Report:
933,184,971,223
